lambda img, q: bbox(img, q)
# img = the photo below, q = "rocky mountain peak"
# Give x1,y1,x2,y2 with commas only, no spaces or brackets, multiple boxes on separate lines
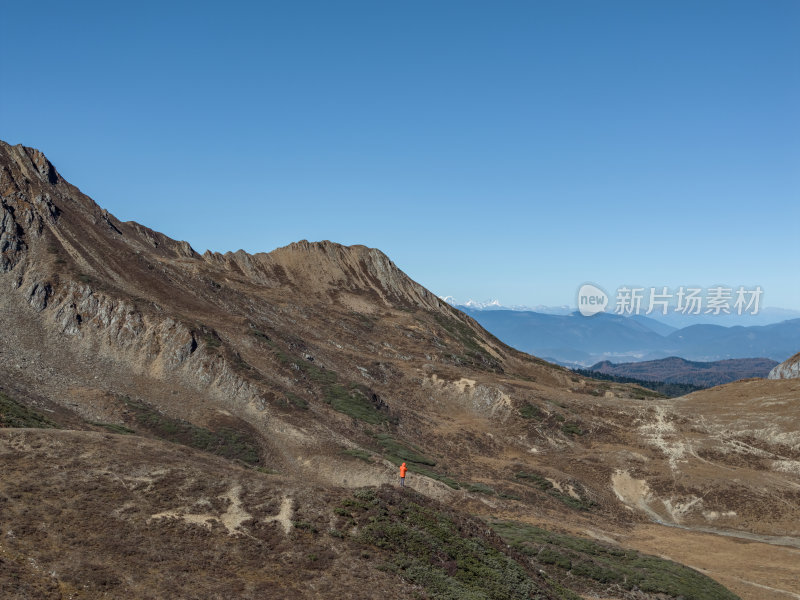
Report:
0,141,60,188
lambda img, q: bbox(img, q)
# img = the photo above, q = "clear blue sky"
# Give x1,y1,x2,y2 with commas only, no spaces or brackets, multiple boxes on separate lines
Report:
3,1,798,308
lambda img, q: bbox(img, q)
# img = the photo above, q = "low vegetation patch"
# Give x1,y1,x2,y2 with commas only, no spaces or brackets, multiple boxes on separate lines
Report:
202,334,221,350
560,422,584,436
490,520,740,600
498,492,522,500
519,402,543,419
464,482,495,495
341,448,374,463
284,393,308,410
373,433,436,466
303,362,338,386
337,486,573,599
90,422,135,435
0,393,57,429
324,383,388,424
410,465,462,489
123,398,261,464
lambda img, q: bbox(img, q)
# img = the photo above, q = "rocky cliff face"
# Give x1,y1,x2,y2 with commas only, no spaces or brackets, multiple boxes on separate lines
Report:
769,351,800,379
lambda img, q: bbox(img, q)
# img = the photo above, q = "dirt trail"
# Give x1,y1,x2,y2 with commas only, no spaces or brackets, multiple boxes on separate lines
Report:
624,524,800,600
661,521,800,549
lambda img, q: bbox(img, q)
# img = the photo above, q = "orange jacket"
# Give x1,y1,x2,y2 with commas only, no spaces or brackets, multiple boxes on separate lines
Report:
399,463,407,477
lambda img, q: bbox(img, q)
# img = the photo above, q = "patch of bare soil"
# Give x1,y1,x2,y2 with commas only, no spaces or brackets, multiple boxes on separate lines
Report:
624,524,800,600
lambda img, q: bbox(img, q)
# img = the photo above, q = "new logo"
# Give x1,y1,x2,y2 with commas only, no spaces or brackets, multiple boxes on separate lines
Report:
577,283,609,316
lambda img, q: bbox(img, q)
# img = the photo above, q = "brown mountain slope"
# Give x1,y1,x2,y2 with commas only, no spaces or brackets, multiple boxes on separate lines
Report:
2,140,799,599
1,427,750,600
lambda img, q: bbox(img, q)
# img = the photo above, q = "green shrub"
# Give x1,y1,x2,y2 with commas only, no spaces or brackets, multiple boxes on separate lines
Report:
0,393,57,429
498,492,522,500
519,403,543,419
292,521,318,533
561,422,584,436
202,334,221,349
325,384,387,424
346,488,551,599
514,471,552,491
489,520,740,600
304,363,338,385
538,548,572,570
374,433,435,466
285,393,308,410
408,466,461,489
342,448,373,463
271,345,390,423
465,482,495,495
124,397,261,464
90,422,135,435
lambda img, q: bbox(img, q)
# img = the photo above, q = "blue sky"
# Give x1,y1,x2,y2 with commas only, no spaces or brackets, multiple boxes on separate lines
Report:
3,1,798,308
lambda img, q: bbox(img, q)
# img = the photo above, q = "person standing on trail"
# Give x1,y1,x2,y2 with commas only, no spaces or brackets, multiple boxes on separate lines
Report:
399,462,407,487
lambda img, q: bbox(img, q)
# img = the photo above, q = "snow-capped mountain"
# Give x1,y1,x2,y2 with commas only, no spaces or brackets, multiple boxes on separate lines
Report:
440,297,504,309
439,296,572,314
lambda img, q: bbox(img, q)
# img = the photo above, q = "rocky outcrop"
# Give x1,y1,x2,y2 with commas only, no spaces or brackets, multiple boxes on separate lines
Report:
0,142,68,274
0,197,26,272
17,273,269,410
768,352,800,380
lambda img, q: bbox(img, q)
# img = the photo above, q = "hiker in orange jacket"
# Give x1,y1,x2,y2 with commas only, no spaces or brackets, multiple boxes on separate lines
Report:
399,462,407,487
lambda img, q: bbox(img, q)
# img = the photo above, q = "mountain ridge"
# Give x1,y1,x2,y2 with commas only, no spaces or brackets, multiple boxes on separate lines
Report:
1,140,446,316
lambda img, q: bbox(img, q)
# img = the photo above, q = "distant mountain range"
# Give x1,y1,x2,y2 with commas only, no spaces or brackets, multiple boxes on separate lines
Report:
443,297,800,327
585,357,778,388
439,297,573,314
458,307,800,366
